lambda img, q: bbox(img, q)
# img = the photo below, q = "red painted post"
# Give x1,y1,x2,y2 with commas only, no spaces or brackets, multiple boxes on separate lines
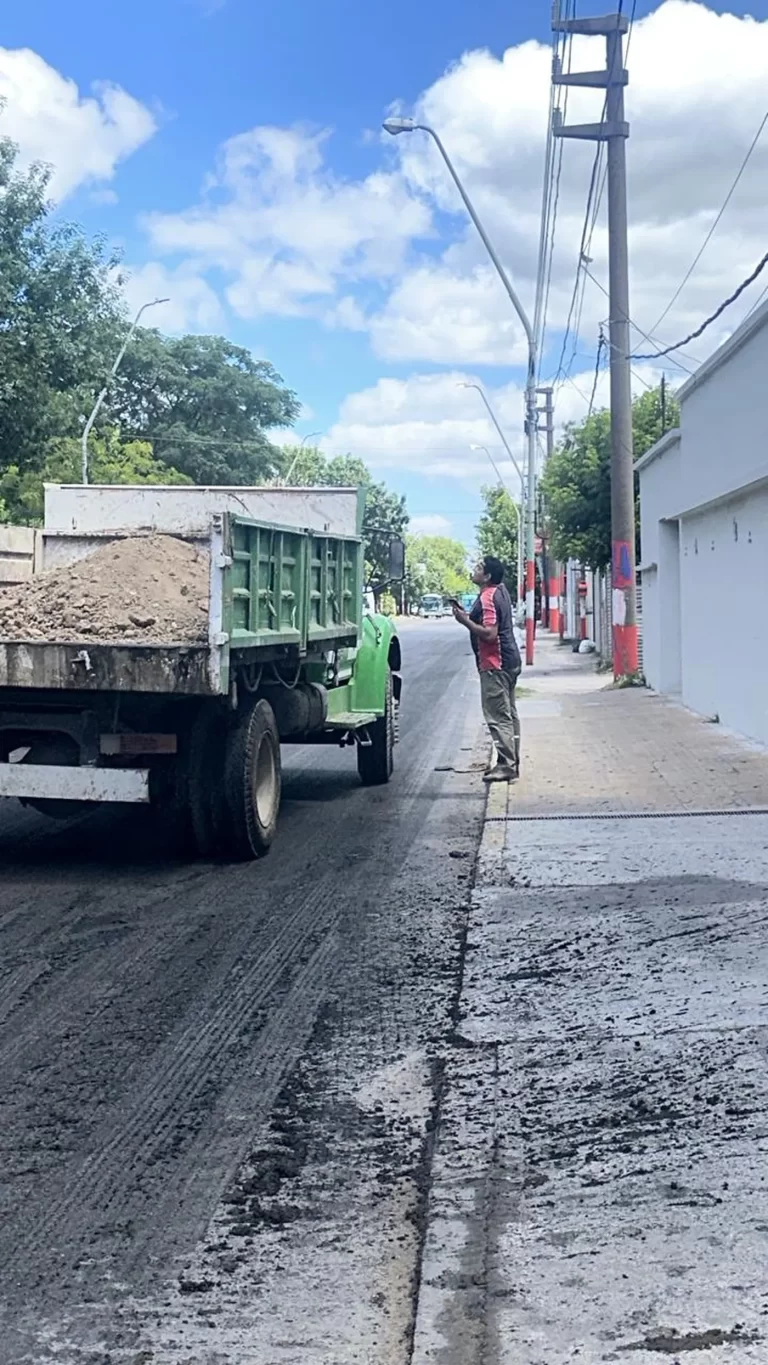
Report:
578,578,588,642
549,567,560,635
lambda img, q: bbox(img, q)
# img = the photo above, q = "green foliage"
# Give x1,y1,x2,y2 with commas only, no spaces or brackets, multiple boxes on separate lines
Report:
475,485,521,591
0,430,189,525
405,534,470,605
0,135,125,477
0,134,301,502
277,446,409,585
111,331,300,484
541,385,680,569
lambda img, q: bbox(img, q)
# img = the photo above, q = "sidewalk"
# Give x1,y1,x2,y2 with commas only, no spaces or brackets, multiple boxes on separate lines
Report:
413,637,768,1364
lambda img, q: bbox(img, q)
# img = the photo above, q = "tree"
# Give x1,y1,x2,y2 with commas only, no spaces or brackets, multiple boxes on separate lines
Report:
541,385,679,569
110,331,300,485
277,446,409,586
475,485,521,592
0,135,125,478
405,534,470,606
0,429,189,526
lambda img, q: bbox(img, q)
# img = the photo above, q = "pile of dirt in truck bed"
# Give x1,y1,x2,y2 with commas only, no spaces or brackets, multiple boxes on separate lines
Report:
0,534,210,645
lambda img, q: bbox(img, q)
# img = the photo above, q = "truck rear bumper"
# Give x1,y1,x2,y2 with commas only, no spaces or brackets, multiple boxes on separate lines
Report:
0,763,150,804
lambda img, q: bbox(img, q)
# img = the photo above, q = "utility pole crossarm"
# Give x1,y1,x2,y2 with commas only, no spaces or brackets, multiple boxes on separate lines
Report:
554,68,627,88
554,119,629,141
553,13,629,34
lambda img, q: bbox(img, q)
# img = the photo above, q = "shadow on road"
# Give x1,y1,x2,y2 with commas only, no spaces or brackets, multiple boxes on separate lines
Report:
0,761,366,874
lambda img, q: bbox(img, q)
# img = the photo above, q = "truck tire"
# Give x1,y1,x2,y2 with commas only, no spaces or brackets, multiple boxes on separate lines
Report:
222,698,281,859
357,671,394,787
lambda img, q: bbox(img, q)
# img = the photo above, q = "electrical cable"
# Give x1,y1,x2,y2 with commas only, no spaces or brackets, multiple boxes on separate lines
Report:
535,1,575,379
631,249,768,360
587,330,605,418
582,266,697,374
650,106,768,337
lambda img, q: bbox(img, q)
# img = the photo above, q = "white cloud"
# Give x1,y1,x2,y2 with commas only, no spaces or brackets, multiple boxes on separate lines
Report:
131,1,768,375
323,365,665,485
410,514,453,537
0,47,156,200
381,0,768,367
369,264,529,365
323,371,527,485
122,262,224,334
143,124,432,319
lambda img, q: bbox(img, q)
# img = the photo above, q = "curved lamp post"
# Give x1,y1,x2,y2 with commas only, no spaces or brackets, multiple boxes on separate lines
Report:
383,115,538,663
81,296,168,484
470,444,524,601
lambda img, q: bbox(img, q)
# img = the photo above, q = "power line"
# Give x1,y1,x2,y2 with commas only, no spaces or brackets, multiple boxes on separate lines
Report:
583,266,697,374
587,329,605,418
742,278,768,324
535,0,576,379
555,0,637,388
631,248,768,360
650,106,768,336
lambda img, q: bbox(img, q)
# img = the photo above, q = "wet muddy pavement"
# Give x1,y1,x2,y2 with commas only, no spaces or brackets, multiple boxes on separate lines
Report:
0,620,483,1364
412,648,768,1365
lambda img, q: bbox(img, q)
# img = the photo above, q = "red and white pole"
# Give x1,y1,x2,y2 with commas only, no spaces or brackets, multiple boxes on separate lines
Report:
524,381,537,666
579,578,588,641
549,564,560,635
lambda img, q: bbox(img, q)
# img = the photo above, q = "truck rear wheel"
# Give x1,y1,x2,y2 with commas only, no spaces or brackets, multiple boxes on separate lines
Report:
222,699,281,859
357,672,394,787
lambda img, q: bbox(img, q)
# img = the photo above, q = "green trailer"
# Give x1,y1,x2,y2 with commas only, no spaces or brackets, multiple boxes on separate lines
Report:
0,485,403,860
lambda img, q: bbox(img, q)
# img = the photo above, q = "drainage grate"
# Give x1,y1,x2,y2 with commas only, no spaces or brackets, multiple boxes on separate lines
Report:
487,807,768,823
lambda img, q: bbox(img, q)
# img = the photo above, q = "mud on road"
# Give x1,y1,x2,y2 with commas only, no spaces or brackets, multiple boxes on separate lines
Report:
0,621,483,1365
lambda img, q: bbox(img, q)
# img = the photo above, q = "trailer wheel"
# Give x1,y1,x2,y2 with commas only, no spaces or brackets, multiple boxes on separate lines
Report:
222,699,281,859
357,671,394,787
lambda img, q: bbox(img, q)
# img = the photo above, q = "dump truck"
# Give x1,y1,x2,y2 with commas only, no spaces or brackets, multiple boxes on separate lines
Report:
0,483,404,860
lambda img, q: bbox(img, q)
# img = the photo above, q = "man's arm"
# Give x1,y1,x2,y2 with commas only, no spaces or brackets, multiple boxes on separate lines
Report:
452,603,499,643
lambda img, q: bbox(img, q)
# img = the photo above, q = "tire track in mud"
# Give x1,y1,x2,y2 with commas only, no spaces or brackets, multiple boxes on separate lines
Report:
0,625,483,1356
7,880,342,1283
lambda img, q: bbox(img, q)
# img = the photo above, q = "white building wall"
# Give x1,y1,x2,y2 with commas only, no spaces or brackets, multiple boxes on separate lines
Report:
636,294,768,746
680,484,768,743
640,565,659,690
637,433,681,694
680,325,768,512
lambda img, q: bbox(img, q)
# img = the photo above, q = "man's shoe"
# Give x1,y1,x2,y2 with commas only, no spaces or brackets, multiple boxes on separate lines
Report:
483,764,515,784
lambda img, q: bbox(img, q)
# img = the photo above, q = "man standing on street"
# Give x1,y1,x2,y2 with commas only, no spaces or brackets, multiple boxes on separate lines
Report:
452,556,521,783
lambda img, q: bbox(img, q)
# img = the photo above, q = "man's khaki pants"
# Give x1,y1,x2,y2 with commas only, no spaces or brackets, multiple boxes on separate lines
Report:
480,667,520,771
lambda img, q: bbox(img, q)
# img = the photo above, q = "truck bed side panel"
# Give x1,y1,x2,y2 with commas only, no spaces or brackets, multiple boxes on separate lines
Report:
0,643,213,695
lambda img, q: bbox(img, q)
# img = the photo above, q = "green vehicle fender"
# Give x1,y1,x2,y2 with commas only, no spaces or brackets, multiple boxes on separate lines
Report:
351,613,401,714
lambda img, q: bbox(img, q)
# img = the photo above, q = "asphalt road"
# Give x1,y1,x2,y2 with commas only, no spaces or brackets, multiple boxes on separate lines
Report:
0,620,485,1365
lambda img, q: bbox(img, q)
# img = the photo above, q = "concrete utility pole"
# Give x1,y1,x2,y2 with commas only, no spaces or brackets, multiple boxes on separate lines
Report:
536,385,557,631
552,12,638,679
383,116,539,665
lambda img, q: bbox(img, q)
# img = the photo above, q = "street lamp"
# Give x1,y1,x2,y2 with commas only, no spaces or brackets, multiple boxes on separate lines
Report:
81,297,168,485
384,115,538,665
284,431,323,485
459,381,525,495
470,444,523,603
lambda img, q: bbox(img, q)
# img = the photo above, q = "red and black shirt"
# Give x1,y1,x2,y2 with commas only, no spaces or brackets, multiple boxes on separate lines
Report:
469,583,521,674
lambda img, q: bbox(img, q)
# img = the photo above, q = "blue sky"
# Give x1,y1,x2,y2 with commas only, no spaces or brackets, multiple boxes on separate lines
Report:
3,0,768,545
